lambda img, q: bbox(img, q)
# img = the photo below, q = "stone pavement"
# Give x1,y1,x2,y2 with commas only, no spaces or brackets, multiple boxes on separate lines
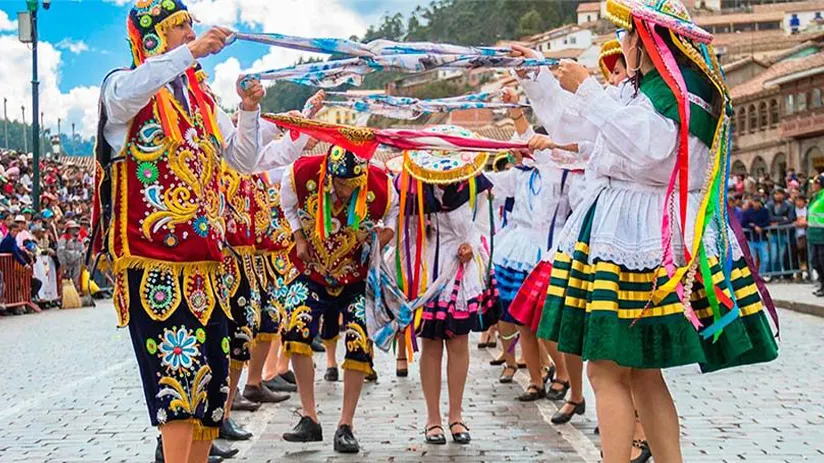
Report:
767,282,824,318
0,301,821,462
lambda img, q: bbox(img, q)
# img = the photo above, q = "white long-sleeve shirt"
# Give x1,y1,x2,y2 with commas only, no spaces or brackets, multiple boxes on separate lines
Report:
280,167,399,234
102,44,304,175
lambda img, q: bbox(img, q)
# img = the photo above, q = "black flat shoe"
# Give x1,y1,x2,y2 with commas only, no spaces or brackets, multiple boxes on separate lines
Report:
499,365,518,384
231,389,262,412
283,416,323,442
364,369,378,383
424,424,446,445
631,439,652,463
210,441,239,458
263,375,298,392
550,399,586,425
545,379,570,401
517,361,527,369
280,370,297,384
311,338,326,352
396,358,408,377
220,418,253,441
449,422,471,445
333,424,360,453
154,436,164,463
324,367,339,382
542,364,556,384
517,384,546,402
243,384,290,404
489,357,506,366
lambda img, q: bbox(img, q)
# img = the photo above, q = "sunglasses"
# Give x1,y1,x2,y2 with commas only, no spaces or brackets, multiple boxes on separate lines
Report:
615,28,628,42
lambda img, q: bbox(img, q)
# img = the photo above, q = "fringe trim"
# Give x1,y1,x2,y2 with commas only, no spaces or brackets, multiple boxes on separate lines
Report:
404,150,489,184
255,333,280,342
606,0,633,30
229,359,246,371
342,359,373,375
113,256,220,274
192,420,219,441
284,341,313,358
322,336,339,347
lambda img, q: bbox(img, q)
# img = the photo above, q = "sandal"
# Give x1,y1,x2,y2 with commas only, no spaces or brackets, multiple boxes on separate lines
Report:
499,365,518,384
542,364,556,384
545,379,569,401
489,356,506,366
449,422,471,445
396,357,408,378
631,440,652,463
517,384,546,402
424,424,446,445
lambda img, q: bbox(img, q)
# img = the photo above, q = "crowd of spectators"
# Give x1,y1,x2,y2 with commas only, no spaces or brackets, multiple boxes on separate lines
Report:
0,150,93,314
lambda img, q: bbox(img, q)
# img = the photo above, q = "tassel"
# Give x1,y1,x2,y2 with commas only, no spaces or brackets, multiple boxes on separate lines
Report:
416,179,428,293
316,157,328,240
186,67,224,146
347,186,361,229
156,89,182,144
397,162,410,296
468,176,477,213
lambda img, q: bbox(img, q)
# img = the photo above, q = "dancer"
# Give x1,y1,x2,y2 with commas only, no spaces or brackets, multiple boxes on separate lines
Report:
516,0,779,461
392,125,500,446
488,87,579,403
280,146,397,453
94,2,264,461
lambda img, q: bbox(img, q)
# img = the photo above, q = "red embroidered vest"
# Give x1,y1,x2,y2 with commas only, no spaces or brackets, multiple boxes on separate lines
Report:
289,155,390,289
253,175,298,284
222,164,256,251
109,78,226,326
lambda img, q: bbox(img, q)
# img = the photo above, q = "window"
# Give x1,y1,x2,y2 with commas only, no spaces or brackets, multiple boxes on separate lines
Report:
737,107,746,134
748,104,757,133
786,94,795,115
798,92,808,112
759,102,767,131
570,36,576,45
770,99,779,128
335,113,342,124
813,88,823,109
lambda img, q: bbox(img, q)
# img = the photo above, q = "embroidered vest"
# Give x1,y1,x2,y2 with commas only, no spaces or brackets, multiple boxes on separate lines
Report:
253,176,299,285
290,156,391,290
109,76,226,326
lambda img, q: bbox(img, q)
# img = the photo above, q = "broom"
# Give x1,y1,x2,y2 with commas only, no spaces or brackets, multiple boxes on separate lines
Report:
61,278,82,309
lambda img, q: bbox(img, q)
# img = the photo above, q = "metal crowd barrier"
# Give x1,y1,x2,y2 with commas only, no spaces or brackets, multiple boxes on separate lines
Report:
0,254,41,313
741,224,810,280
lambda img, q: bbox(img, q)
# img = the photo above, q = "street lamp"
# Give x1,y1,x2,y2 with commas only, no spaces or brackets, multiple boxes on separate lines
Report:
19,0,50,212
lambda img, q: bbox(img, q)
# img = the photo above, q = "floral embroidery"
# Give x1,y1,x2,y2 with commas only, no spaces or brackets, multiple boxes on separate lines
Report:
221,337,230,354
162,0,176,10
137,162,159,185
195,328,206,343
193,216,210,237
163,233,178,248
140,15,153,27
158,326,199,372
285,281,309,309
306,180,317,192
143,33,160,53
349,296,366,323
147,282,174,312
366,191,376,203
156,365,211,415
211,407,224,423
289,305,313,338
156,409,168,424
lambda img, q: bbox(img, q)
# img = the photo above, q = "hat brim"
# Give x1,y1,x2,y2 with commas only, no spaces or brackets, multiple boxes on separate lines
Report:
404,150,490,184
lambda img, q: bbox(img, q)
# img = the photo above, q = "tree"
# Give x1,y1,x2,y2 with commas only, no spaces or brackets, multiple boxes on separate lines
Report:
517,10,544,38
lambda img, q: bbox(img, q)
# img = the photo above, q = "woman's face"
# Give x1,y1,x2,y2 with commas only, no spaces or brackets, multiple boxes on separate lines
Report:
621,30,640,77
609,59,628,86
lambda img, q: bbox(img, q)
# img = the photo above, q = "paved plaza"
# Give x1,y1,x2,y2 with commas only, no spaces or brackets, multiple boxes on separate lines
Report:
0,301,821,462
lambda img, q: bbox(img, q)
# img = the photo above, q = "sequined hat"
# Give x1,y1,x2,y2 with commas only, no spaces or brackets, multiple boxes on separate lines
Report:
327,145,368,179
605,0,713,43
127,0,191,67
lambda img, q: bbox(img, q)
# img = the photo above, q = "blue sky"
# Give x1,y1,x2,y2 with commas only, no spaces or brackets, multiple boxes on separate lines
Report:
0,0,426,137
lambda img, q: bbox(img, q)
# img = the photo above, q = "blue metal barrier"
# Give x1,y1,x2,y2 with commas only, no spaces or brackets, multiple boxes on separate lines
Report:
742,224,809,280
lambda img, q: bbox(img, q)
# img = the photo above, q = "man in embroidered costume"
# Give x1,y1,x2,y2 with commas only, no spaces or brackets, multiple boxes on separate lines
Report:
91,1,305,461
279,146,398,453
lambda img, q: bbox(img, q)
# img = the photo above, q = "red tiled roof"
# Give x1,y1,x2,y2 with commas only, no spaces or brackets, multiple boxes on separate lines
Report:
577,2,601,13
543,48,586,60
695,11,784,27
731,52,824,100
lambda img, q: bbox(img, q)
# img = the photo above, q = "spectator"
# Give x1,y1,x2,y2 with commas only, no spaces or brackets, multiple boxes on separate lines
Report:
730,195,744,225
743,196,770,275
0,222,42,309
0,210,8,238
14,214,34,250
766,188,796,273
794,195,808,274
808,176,824,296
57,221,84,288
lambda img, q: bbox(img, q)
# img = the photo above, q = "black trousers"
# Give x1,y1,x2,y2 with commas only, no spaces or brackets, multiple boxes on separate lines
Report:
31,277,42,299
811,243,824,288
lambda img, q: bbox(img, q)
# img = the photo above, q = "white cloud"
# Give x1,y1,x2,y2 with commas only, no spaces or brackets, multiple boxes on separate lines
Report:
201,0,367,105
0,35,99,140
0,11,18,32
56,38,90,55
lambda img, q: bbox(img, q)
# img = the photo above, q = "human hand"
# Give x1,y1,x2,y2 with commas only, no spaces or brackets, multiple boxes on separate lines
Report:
557,60,590,93
304,90,326,118
527,134,558,153
187,26,232,59
457,243,473,264
237,76,264,111
377,227,394,249
294,232,312,263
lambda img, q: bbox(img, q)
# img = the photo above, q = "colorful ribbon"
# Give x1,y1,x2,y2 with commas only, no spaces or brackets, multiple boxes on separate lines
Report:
325,92,527,120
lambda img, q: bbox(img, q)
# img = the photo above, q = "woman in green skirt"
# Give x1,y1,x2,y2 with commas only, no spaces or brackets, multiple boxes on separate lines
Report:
514,0,779,461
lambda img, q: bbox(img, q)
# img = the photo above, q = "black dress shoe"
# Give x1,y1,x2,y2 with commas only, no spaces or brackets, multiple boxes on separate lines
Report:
489,357,506,366
231,390,262,412
208,457,224,463
551,399,586,425
333,424,360,453
210,441,239,459
263,375,298,392
280,370,296,384
396,358,408,378
424,424,446,445
631,439,653,463
517,384,546,402
311,338,326,352
243,384,290,403
546,379,570,401
449,422,471,445
220,418,253,441
364,369,378,383
283,416,323,442
324,367,339,382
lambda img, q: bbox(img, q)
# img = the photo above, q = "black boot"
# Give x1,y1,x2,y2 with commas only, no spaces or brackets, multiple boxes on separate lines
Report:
333,424,360,453
219,418,253,441
311,338,326,352
324,367,339,382
210,441,239,459
263,375,298,392
283,416,323,442
231,389,262,412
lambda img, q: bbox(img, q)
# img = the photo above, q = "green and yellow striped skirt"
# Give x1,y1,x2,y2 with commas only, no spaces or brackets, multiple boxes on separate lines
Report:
537,203,778,372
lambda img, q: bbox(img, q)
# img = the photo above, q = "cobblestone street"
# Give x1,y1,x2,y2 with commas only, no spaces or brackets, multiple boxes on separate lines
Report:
0,302,821,462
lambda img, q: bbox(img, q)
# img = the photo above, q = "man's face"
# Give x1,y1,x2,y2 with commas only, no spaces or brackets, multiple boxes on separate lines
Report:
332,177,357,202
795,197,807,208
68,228,79,238
164,18,196,51
7,227,17,238
752,200,762,210
774,191,785,202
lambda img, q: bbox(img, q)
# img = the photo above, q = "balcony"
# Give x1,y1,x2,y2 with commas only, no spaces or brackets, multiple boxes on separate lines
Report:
781,110,824,138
